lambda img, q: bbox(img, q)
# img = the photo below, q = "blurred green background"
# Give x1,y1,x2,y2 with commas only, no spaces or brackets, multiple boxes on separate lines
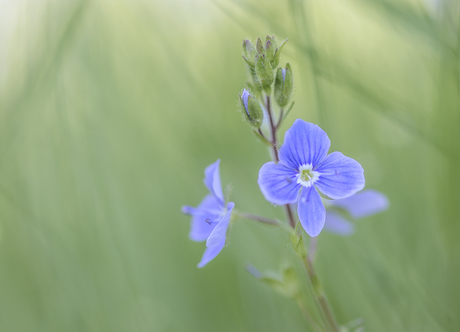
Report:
0,0,459,331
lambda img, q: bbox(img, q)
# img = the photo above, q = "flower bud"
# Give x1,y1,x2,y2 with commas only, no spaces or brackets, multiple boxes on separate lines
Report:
255,54,274,94
274,63,293,107
242,39,256,67
256,37,265,55
270,38,288,69
266,35,278,51
265,39,275,61
248,66,262,91
239,89,263,128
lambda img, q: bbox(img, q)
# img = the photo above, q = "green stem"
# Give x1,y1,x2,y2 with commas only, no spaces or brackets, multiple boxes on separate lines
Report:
303,255,339,332
265,94,297,229
296,299,324,332
265,94,279,162
235,211,280,226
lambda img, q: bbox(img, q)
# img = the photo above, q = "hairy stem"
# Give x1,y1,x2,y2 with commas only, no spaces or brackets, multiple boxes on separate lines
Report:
266,94,279,162
265,94,296,228
308,236,318,263
236,211,279,226
303,255,339,332
284,204,297,228
296,299,324,332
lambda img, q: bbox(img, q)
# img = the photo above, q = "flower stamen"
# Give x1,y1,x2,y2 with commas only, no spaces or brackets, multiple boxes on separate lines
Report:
297,164,320,187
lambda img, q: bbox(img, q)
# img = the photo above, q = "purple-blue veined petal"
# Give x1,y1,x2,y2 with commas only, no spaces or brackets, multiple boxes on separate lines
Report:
279,119,331,169
324,210,355,236
329,190,389,219
258,162,300,205
298,187,326,237
185,194,224,242
206,202,234,248
198,203,235,268
204,159,225,205
314,151,365,200
197,241,225,268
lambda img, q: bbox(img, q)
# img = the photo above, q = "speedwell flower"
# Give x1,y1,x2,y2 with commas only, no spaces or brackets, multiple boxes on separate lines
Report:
324,189,389,236
182,160,235,268
258,119,365,237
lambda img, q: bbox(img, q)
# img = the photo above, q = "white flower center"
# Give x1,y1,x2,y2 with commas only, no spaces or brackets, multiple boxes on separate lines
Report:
297,164,320,188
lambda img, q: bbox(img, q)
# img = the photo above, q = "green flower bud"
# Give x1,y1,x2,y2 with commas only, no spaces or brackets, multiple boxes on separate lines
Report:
274,63,293,107
266,35,278,51
239,89,263,128
248,66,262,92
265,39,275,61
242,39,255,67
270,38,288,68
256,37,265,55
255,54,274,93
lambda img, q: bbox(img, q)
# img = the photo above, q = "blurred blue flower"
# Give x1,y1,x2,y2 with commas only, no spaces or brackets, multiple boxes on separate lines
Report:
258,119,365,237
182,160,235,268
324,190,389,236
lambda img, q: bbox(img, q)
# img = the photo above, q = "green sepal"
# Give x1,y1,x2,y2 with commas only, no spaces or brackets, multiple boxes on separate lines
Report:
283,101,295,121
274,63,294,107
291,233,307,259
266,35,278,51
256,37,265,55
255,54,274,92
252,129,272,146
271,38,288,68
242,39,255,67
265,39,275,61
242,56,254,68
248,66,262,91
239,90,264,128
260,266,301,300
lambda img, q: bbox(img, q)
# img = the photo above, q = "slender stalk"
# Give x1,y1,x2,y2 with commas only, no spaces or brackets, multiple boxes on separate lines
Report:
236,211,279,226
296,299,323,332
303,256,339,332
284,204,297,228
265,94,279,162
257,128,270,143
308,236,318,262
265,94,296,229
276,108,284,129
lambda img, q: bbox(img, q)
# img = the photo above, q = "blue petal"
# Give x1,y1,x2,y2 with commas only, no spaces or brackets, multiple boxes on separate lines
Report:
324,211,355,236
279,119,330,169
315,151,365,200
298,187,326,237
258,162,300,205
330,190,389,219
206,202,234,248
204,160,225,205
185,194,223,242
197,241,225,268
198,202,235,268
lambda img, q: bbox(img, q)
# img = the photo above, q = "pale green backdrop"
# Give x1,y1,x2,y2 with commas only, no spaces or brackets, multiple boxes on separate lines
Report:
0,0,458,331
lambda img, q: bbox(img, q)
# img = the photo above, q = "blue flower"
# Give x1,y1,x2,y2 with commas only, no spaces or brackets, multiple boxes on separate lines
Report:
324,190,389,236
258,119,365,237
182,160,235,268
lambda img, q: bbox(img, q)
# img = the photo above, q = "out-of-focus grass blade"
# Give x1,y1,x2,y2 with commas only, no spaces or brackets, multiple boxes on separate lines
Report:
215,0,451,158
0,0,90,152
351,0,449,49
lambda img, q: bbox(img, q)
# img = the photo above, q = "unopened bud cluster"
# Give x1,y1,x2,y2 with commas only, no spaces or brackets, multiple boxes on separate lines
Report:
242,36,288,94
238,35,293,128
